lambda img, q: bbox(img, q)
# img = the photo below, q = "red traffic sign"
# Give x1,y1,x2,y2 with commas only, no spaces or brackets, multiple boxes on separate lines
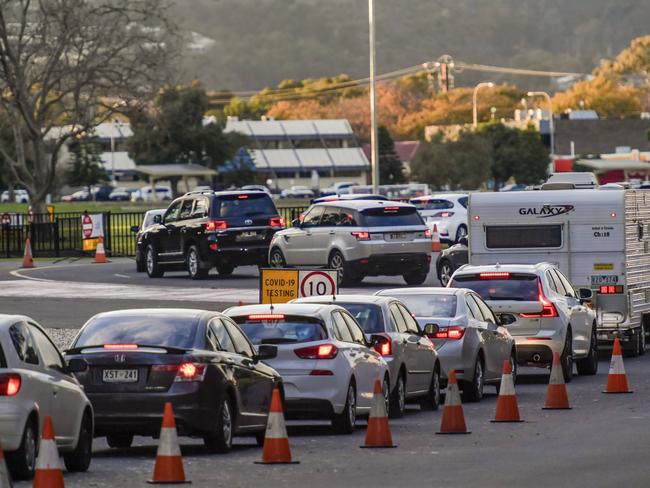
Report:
299,270,337,297
1,213,10,225
82,214,93,239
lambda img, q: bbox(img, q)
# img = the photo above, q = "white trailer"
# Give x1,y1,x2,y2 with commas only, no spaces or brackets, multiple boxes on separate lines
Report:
468,188,650,355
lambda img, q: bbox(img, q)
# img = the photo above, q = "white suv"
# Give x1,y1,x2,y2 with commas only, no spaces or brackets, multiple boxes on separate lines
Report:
410,193,468,243
269,201,432,286
449,263,598,381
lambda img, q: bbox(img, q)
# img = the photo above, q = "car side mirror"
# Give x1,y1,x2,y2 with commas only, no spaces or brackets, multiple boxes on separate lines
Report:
498,313,516,326
65,358,88,374
255,344,278,362
458,236,468,246
486,320,498,332
153,215,162,224
291,218,301,228
578,288,593,303
130,225,139,233
423,323,439,339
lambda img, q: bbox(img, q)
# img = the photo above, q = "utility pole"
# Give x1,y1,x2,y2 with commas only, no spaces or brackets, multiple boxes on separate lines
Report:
368,0,379,194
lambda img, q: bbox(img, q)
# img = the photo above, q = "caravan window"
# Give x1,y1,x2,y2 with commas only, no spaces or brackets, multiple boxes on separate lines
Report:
485,225,562,249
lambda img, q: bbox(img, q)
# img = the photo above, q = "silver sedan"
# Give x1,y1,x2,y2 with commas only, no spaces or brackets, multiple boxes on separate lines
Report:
374,288,516,402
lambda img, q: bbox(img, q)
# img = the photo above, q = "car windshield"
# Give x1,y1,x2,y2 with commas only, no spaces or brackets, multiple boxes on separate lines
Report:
359,207,423,227
74,315,199,349
410,199,453,210
335,303,384,334
232,315,327,345
213,194,277,218
387,295,457,317
451,274,539,301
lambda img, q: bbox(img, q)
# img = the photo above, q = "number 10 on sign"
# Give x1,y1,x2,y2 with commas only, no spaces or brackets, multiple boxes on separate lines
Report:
299,270,338,298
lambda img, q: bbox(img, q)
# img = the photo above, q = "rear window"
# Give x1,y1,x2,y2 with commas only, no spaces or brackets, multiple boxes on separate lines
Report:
451,274,539,301
410,199,453,211
212,194,277,218
232,315,327,345
73,315,199,349
335,303,385,334
386,295,457,318
486,225,562,249
360,206,424,227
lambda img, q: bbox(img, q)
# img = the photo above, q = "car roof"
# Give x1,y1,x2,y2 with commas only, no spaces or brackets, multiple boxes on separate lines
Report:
87,308,214,322
314,200,414,211
411,193,467,201
293,295,392,306
0,314,37,328
224,303,344,319
454,263,548,274
375,287,461,297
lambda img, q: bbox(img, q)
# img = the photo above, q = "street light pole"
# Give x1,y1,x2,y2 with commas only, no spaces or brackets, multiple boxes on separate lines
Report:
527,91,555,164
472,82,494,128
368,0,379,194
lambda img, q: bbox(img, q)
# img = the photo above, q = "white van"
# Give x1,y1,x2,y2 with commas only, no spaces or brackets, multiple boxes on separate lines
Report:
468,188,650,355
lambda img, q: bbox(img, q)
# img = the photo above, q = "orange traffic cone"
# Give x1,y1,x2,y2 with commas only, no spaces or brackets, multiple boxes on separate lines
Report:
361,378,397,448
94,236,108,263
431,224,442,252
492,360,523,422
255,388,299,464
437,369,471,434
0,442,12,488
603,338,633,394
148,403,190,484
22,237,34,268
543,352,572,409
33,416,64,488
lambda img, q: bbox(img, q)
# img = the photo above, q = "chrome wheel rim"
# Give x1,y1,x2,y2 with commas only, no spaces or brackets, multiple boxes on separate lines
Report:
188,250,198,276
347,386,356,427
146,248,154,274
457,226,467,239
383,379,390,414
270,251,284,268
222,402,232,446
476,361,483,398
330,254,344,283
24,426,36,471
397,377,405,413
433,370,441,405
510,356,517,384
440,263,452,286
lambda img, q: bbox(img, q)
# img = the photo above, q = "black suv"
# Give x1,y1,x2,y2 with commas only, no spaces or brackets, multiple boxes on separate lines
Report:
138,190,285,279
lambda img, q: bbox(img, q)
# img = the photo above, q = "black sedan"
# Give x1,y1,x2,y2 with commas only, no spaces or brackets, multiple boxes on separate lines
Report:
65,308,281,453
436,236,468,286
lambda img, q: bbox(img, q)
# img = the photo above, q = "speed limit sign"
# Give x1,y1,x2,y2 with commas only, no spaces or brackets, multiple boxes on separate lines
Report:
299,270,338,298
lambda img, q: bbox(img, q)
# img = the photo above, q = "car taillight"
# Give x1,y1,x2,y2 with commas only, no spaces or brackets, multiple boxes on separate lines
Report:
294,344,338,359
480,272,510,279
434,211,455,218
206,219,228,232
520,279,559,318
175,363,207,382
269,217,285,227
373,335,392,356
351,231,370,241
435,326,465,340
103,344,138,350
248,314,285,320
599,285,623,294
0,373,21,396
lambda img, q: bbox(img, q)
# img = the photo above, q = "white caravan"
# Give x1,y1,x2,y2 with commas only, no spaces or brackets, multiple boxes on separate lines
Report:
468,188,650,355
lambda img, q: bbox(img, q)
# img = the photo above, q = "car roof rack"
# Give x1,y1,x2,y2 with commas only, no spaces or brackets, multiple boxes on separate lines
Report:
182,190,215,196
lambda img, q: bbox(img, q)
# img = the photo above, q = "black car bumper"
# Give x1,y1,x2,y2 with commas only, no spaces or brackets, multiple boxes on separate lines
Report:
350,253,431,277
201,240,270,267
284,399,334,420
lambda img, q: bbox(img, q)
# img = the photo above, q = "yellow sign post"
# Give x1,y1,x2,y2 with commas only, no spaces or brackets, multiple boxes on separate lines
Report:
259,268,299,304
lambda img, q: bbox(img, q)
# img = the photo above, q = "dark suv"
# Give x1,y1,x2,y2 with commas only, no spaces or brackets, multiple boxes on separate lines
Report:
138,190,285,279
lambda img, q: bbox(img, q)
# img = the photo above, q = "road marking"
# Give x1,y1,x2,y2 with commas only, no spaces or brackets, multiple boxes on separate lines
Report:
114,274,130,279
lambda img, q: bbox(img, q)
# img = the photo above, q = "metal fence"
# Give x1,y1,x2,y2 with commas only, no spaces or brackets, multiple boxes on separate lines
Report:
0,206,308,258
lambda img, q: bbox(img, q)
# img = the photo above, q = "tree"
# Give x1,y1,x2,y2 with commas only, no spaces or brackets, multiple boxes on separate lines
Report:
66,137,107,197
219,147,257,188
377,126,405,184
0,0,177,211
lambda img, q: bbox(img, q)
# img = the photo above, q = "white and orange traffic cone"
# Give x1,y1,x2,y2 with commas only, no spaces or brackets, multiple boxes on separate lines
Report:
437,369,470,434
0,442,12,488
543,352,572,409
148,402,190,484
94,236,108,264
431,224,442,252
33,416,64,488
256,388,298,464
603,337,633,394
492,360,523,422
22,237,34,268
361,378,397,448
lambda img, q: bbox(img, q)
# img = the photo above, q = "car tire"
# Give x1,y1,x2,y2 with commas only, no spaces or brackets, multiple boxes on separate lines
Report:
389,372,406,419
63,413,93,473
187,245,209,280
269,247,286,268
576,326,598,375
332,381,356,434
403,269,428,286
255,431,266,447
7,418,38,480
145,244,164,278
561,329,573,383
106,434,134,449
204,396,234,453
462,355,484,403
438,259,453,287
216,264,234,276
135,256,146,273
328,250,360,287
455,225,467,242
420,363,441,411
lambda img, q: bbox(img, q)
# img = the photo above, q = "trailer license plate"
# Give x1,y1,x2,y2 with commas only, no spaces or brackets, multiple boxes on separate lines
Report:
103,369,138,383
590,275,619,285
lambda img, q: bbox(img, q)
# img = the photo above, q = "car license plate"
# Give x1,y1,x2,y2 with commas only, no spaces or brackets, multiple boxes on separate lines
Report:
236,231,258,240
103,369,138,383
386,232,408,240
590,275,619,285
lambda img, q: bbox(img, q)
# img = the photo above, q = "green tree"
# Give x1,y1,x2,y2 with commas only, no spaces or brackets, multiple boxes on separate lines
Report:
220,147,257,188
66,137,108,197
377,126,406,184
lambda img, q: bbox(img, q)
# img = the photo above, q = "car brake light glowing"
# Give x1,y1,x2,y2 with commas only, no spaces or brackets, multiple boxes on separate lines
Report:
435,326,465,340
209,243,219,251
175,363,207,382
206,219,228,232
0,374,21,396
480,272,510,279
435,211,455,218
248,314,285,320
384,207,399,212
269,217,285,227
600,285,624,294
103,344,138,350
351,231,370,240
372,335,392,356
238,194,249,199
520,279,559,318
294,344,338,359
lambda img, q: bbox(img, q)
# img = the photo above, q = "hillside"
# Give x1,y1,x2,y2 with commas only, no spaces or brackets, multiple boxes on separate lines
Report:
172,0,650,91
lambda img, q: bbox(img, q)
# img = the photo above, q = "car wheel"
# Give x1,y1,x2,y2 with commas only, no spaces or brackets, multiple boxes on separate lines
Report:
255,431,266,447
389,373,406,418
269,248,286,268
576,326,598,375
63,414,93,472
403,269,428,286
106,434,133,449
462,356,484,402
420,363,441,411
561,329,573,383
438,259,453,287
145,245,164,278
216,264,234,276
135,255,146,273
204,396,234,453
329,250,359,287
455,225,467,242
332,381,356,434
187,245,209,280
7,418,38,480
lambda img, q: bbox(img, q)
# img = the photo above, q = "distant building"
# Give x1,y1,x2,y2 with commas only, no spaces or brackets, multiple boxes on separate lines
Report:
224,117,370,190
362,140,422,175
